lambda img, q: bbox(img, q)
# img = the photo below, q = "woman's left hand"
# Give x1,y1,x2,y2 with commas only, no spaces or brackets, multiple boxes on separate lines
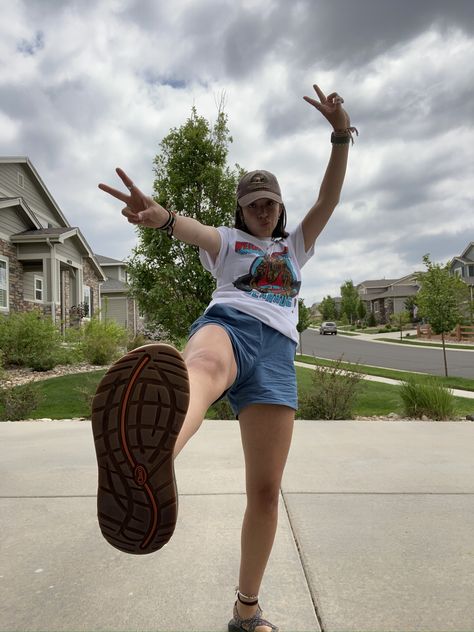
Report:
303,84,350,130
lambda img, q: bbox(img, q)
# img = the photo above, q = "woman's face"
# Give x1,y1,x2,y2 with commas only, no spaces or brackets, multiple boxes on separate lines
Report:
241,198,281,238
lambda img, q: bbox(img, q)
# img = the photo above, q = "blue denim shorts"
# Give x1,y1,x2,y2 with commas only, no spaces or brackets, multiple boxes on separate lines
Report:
188,304,298,416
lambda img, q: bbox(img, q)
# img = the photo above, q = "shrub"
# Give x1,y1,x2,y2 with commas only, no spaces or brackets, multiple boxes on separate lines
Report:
299,357,365,420
399,377,456,420
80,317,128,365
0,310,63,371
367,312,377,327
127,332,151,351
0,382,43,421
209,398,235,420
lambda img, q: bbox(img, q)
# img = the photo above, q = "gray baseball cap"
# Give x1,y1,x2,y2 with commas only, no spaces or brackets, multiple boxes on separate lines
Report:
237,170,283,207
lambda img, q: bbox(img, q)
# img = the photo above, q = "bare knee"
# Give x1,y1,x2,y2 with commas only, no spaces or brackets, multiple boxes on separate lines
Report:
247,482,280,514
185,348,234,388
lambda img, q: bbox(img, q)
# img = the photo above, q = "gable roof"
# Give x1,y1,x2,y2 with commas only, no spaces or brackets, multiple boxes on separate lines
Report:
0,156,70,228
0,197,42,229
95,254,126,266
460,242,474,260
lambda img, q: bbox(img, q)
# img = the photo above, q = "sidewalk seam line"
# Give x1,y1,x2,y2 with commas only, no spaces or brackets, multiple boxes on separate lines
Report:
281,488,325,632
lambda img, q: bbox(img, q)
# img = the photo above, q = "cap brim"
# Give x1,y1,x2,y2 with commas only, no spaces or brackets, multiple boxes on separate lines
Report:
238,190,283,207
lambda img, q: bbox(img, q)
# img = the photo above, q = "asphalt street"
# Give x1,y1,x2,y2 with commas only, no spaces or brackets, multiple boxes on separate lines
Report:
300,329,474,378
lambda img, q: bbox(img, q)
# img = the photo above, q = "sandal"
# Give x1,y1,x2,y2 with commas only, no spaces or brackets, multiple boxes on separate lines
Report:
91,343,189,554
228,593,279,632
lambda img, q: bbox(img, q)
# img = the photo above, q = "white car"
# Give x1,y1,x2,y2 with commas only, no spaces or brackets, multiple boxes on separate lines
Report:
319,321,337,335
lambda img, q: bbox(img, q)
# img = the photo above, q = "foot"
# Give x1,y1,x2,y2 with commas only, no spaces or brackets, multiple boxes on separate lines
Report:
236,602,272,632
91,343,189,554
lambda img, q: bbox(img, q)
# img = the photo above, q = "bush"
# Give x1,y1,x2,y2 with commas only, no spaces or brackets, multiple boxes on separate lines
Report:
399,377,456,420
127,332,152,352
80,317,128,365
0,310,63,371
299,356,365,420
209,397,235,420
0,382,43,421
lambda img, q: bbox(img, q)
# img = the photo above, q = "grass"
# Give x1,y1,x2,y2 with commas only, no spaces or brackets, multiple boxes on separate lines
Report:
296,354,474,392
375,338,474,350
1,363,472,420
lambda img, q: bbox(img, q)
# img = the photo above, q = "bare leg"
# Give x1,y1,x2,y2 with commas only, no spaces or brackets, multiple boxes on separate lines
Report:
236,404,295,632
173,324,237,458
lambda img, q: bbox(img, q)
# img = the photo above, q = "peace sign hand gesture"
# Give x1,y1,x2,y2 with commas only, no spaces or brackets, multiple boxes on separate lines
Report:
303,84,353,132
98,168,168,228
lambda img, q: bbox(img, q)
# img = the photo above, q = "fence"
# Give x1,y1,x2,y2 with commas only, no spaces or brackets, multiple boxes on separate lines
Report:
417,324,474,343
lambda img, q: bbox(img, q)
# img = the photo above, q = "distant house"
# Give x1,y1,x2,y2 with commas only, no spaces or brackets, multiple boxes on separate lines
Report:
450,242,474,302
96,254,141,334
357,274,420,323
0,156,107,331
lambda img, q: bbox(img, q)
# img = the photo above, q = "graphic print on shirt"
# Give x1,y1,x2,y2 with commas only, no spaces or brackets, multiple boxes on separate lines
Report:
232,241,301,308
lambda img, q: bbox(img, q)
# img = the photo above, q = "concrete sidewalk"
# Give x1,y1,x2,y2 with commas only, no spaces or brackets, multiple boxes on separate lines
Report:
1,419,474,632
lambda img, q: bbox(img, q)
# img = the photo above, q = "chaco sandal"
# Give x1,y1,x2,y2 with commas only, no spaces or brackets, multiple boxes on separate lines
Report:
91,343,189,554
228,602,279,632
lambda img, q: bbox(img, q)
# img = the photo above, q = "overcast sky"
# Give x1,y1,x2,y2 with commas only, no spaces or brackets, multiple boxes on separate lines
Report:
1,0,473,305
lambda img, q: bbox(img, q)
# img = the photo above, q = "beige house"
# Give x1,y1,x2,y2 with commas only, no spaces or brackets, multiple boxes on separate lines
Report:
357,273,421,323
0,156,106,330
450,242,474,303
96,254,141,333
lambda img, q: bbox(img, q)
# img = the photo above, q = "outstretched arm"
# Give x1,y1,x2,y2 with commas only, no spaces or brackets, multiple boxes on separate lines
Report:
301,84,357,251
98,168,221,259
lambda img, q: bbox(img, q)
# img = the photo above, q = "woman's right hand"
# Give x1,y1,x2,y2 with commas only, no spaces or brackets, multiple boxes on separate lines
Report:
98,167,168,228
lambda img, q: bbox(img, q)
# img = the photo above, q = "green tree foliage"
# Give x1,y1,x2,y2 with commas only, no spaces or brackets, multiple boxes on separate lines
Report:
126,107,241,342
389,310,411,340
319,295,337,321
297,298,312,355
340,280,359,324
416,254,470,376
356,299,367,323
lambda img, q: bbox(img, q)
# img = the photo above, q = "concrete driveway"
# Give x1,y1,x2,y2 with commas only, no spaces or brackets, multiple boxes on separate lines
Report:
1,419,474,632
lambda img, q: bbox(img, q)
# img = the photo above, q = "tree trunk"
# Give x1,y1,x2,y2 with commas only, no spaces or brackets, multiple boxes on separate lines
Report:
441,330,449,377
299,331,303,355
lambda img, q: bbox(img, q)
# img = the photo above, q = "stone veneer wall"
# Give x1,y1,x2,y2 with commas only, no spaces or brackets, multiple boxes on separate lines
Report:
82,258,101,317
0,238,24,312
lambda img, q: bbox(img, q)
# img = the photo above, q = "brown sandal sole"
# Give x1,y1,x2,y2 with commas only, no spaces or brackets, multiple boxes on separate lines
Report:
91,343,189,554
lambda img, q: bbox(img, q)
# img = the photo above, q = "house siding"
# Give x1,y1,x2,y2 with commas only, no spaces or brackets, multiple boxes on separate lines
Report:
0,163,61,228
0,206,31,237
56,238,83,265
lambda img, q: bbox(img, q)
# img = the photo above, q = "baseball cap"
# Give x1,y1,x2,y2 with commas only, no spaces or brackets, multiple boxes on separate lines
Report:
237,170,283,207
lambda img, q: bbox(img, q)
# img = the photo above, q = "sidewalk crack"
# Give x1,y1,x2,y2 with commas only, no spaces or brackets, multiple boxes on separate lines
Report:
281,488,325,632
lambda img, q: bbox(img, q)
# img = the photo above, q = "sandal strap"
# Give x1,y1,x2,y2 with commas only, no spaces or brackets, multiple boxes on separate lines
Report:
231,603,279,632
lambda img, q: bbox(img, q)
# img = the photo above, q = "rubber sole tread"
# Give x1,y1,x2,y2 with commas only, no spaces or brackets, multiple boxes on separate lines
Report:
91,343,189,554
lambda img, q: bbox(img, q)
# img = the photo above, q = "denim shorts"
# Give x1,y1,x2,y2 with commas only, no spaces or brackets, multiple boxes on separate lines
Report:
188,304,298,416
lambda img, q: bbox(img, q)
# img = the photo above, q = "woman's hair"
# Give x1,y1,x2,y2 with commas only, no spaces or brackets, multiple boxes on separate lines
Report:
234,203,289,239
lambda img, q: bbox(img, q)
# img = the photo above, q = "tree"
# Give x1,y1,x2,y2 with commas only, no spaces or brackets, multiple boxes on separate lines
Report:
297,298,312,355
340,280,359,324
416,254,470,376
319,295,337,321
356,299,367,324
126,107,241,342
389,310,411,340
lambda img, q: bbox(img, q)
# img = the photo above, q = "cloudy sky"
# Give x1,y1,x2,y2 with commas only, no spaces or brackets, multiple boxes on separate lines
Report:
1,0,473,305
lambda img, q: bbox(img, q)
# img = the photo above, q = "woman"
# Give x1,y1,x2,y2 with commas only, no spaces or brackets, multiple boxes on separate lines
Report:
92,84,356,632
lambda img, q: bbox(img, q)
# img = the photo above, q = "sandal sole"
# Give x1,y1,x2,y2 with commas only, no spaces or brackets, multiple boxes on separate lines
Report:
91,343,189,554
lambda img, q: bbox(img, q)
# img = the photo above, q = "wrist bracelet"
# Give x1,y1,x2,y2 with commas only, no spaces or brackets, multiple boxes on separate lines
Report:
157,209,177,238
331,126,359,146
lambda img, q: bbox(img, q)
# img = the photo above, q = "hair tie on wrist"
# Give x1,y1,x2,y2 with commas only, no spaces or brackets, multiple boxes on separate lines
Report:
331,126,359,145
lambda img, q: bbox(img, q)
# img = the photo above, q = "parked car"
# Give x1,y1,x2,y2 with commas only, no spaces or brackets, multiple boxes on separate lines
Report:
319,321,337,335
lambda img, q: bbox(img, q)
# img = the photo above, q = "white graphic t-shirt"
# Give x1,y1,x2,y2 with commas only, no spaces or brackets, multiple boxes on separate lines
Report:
199,223,315,343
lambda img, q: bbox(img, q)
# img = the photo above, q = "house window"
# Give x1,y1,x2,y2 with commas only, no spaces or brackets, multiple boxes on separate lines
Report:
34,276,43,302
0,257,8,309
469,265,474,277
17,172,25,188
83,286,94,317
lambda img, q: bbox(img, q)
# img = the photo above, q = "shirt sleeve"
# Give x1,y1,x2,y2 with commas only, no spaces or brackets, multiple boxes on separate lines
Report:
287,221,315,268
199,226,229,277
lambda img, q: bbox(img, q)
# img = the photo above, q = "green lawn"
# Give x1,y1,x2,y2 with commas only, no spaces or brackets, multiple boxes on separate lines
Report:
375,338,474,350
1,364,473,420
296,354,474,392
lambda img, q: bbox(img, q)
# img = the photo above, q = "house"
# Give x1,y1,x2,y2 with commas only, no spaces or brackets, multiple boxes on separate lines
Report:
357,274,420,323
0,156,106,330
450,242,474,303
95,254,141,333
